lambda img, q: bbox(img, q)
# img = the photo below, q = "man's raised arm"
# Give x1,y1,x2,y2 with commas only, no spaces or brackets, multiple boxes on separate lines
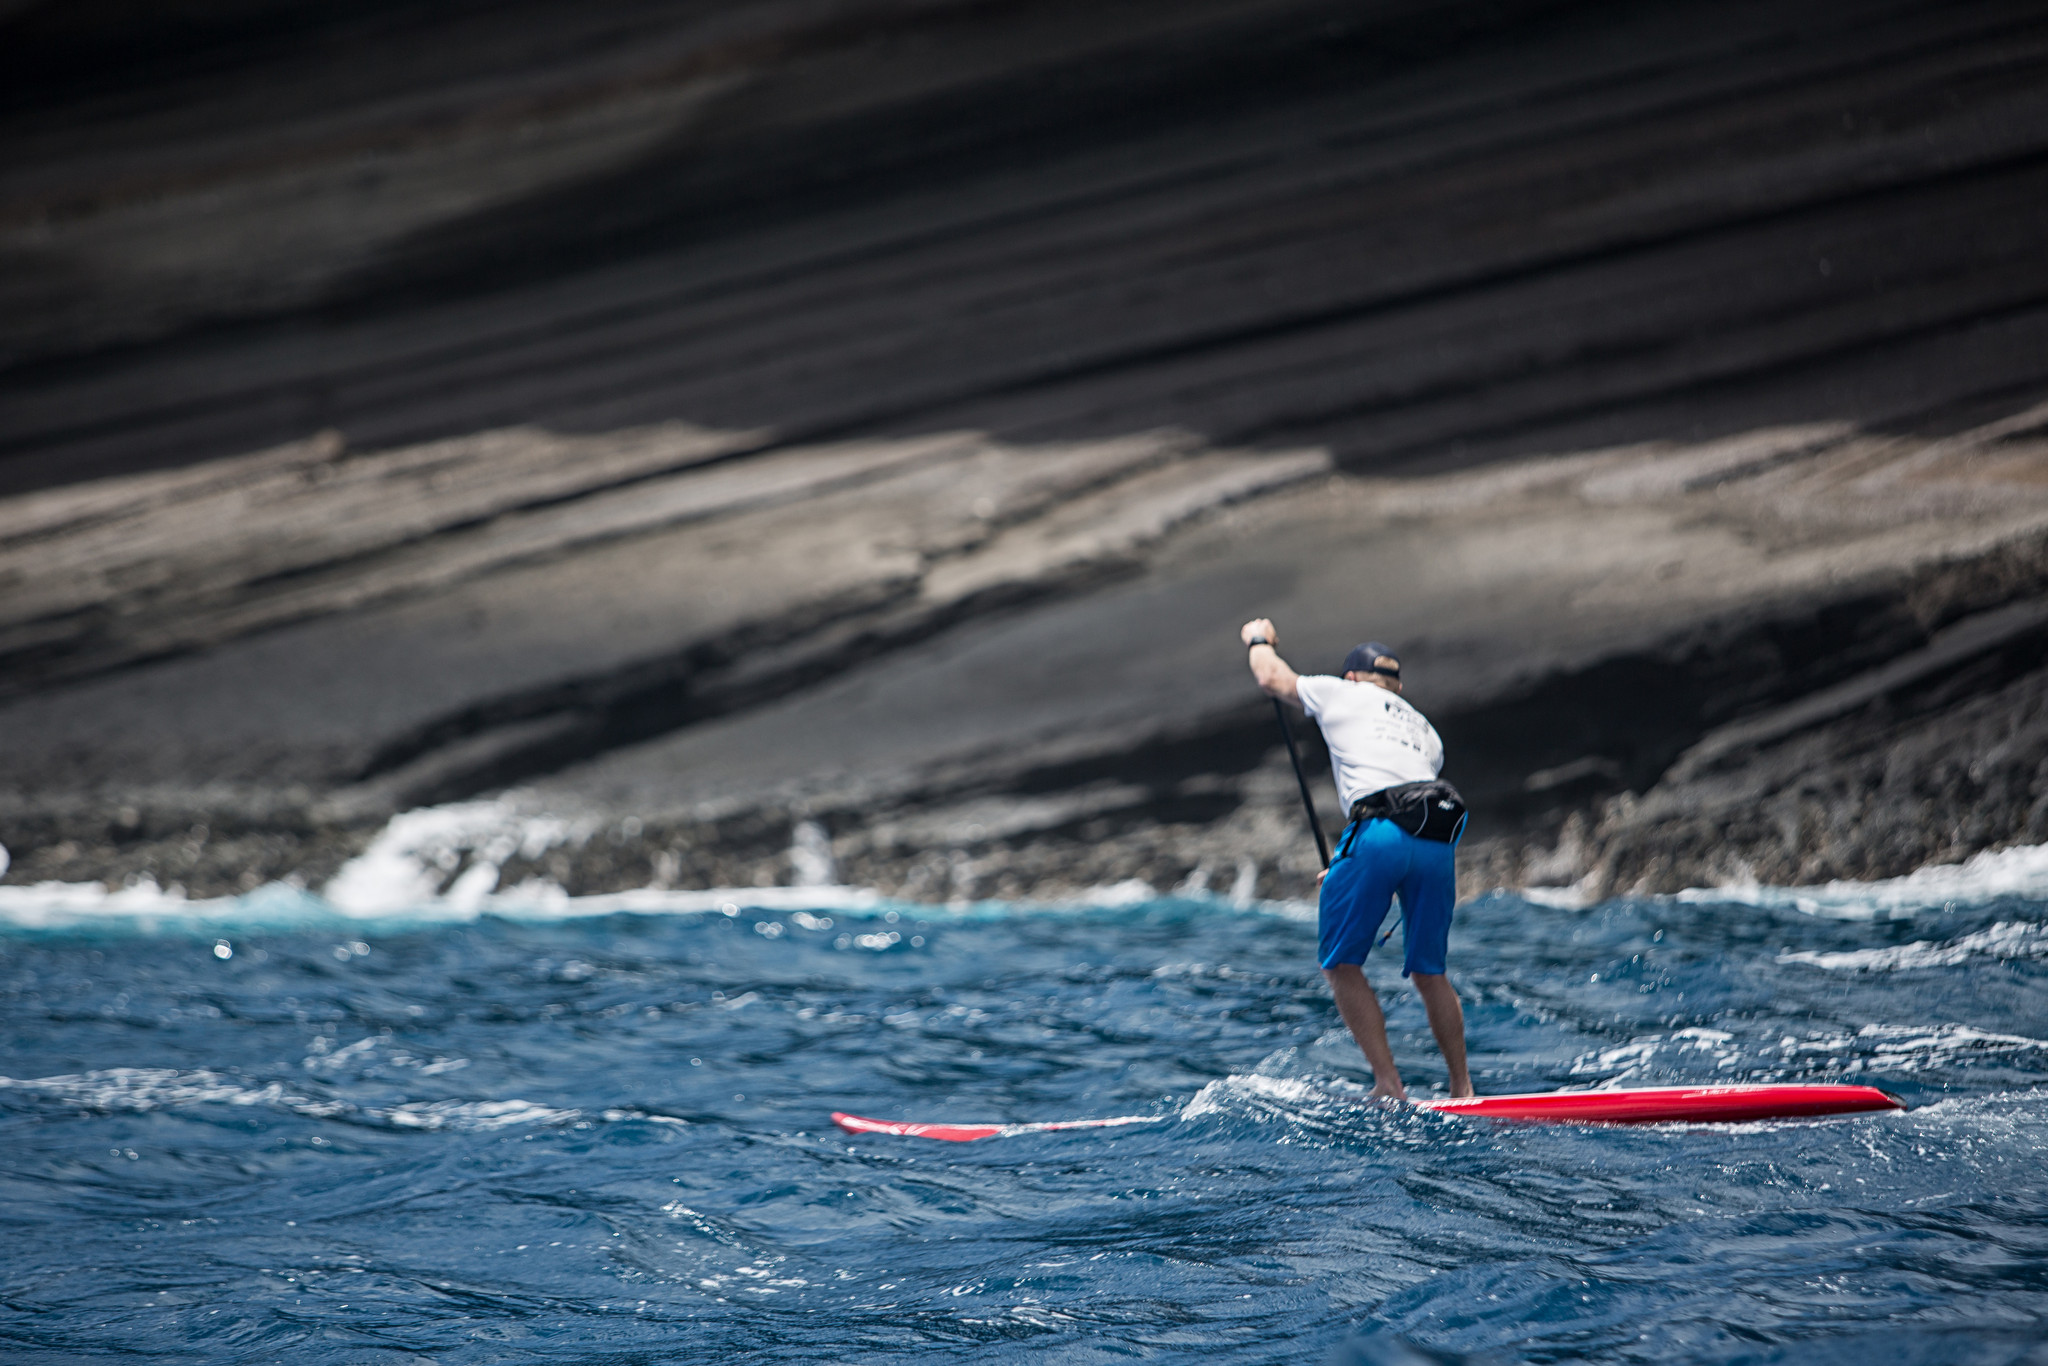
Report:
1240,617,1302,707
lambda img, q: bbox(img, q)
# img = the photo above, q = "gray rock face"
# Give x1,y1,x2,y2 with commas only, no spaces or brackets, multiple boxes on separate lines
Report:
2,0,2046,900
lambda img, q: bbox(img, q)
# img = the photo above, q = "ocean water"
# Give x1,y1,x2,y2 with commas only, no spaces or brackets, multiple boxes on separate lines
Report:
3,822,2047,1364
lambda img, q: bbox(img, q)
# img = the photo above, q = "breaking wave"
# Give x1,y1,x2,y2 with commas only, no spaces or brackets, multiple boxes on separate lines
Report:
0,799,1232,932
1674,840,2048,917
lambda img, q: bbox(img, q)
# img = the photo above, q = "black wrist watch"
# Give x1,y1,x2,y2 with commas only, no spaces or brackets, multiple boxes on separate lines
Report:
1247,636,1272,649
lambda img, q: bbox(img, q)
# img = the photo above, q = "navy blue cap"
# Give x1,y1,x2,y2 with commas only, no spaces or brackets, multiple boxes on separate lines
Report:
1342,641,1400,678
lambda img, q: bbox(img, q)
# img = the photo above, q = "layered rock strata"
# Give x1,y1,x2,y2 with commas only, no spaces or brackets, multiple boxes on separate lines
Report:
5,406,2044,901
2,0,2046,900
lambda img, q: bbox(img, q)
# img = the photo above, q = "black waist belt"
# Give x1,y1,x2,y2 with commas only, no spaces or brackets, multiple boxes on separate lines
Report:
1350,780,1469,844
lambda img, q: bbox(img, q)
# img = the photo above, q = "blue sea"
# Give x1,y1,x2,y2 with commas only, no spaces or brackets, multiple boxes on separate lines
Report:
3,824,2046,1364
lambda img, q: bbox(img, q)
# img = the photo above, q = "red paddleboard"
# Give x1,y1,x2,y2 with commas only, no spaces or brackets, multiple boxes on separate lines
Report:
1421,1083,1904,1124
831,1083,1902,1141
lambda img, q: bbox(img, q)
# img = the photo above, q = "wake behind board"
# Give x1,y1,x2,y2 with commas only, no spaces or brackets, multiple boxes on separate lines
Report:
832,1083,1902,1141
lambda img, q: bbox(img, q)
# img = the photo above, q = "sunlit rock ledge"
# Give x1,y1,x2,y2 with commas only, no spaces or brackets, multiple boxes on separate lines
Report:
5,405,2045,902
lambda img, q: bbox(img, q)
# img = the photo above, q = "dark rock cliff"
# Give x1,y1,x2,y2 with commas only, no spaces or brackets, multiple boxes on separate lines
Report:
3,0,2045,899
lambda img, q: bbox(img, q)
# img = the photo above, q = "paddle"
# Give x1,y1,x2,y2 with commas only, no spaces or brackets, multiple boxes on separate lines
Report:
1271,696,1330,869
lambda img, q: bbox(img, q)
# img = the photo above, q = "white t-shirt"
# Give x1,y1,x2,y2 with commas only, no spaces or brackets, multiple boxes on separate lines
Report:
1294,675,1443,811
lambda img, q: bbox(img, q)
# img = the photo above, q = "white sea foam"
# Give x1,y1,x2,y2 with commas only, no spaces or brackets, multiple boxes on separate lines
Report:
0,868,1261,931
0,796,1290,930
1568,1026,1742,1082
0,776,1293,932
1519,877,1601,910
0,1066,346,1117
0,1064,606,1132
1180,1072,1332,1121
381,1098,581,1131
1175,1071,1419,1138
1826,1022,2048,1073
1072,878,1160,907
0,876,279,929
1565,1019,2048,1084
0,875,897,931
321,799,595,916
0,797,893,930
1673,841,2048,918
1779,920,2048,971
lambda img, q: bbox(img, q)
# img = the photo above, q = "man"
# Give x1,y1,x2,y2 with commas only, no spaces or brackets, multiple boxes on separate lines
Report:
1239,618,1473,1101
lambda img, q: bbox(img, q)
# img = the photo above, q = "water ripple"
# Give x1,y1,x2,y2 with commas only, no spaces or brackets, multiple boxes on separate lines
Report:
1,878,2043,1362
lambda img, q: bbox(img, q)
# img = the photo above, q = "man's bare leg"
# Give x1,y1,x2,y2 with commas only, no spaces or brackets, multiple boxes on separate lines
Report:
1322,964,1406,1100
1411,973,1473,1098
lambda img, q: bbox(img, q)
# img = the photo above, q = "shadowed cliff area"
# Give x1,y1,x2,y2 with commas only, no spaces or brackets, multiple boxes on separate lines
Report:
2,0,2046,900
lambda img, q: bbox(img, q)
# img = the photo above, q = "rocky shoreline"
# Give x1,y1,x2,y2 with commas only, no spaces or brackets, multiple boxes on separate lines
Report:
4,0,2046,905
7,407,2045,905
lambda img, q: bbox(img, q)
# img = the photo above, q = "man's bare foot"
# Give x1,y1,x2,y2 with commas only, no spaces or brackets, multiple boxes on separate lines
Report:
1448,1085,1475,1099
1370,1084,1409,1102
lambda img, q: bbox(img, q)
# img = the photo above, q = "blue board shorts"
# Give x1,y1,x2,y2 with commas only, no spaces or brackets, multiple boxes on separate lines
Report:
1318,817,1457,975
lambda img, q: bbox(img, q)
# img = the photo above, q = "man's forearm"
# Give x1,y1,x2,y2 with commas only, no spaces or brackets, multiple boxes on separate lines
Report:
1248,642,1289,690
1242,623,1301,705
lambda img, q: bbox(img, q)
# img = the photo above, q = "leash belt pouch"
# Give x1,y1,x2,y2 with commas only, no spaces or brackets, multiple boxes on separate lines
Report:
1351,780,1469,844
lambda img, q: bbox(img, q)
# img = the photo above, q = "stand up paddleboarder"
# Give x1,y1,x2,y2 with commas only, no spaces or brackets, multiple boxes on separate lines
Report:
1241,619,1474,1100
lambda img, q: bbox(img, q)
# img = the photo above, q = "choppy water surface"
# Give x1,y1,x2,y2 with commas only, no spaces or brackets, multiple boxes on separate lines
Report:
3,862,2047,1364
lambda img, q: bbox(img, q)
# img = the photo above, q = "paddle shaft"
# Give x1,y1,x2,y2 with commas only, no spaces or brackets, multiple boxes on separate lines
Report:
1271,696,1330,869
